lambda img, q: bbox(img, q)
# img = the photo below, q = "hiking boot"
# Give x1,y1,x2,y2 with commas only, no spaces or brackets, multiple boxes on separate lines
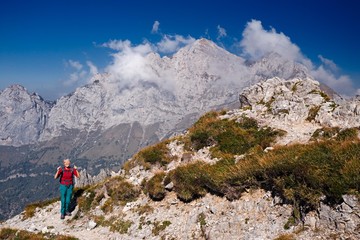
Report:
65,212,72,216
61,214,65,219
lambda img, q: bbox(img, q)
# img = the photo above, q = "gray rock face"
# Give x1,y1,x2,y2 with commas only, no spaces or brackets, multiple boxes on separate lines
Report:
224,77,360,145
0,85,52,146
75,168,112,188
301,196,360,239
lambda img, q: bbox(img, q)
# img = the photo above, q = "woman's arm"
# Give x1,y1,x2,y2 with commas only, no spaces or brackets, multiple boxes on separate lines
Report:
54,166,61,179
74,165,80,178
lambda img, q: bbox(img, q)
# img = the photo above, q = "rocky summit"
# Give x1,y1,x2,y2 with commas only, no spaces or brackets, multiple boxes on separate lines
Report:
1,77,359,239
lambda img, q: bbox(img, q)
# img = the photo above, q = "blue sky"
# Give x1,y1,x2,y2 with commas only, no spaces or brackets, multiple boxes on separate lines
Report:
0,0,359,100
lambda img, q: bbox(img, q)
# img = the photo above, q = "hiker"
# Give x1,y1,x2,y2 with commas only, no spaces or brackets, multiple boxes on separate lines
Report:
54,159,80,219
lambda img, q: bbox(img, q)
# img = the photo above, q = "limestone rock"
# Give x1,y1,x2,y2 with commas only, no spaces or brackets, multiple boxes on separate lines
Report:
87,220,97,230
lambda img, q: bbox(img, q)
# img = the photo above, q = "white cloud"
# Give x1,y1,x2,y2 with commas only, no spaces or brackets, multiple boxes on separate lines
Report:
100,33,196,92
156,34,195,54
64,70,86,87
87,61,98,75
102,38,176,91
238,19,358,96
311,63,354,96
63,20,355,98
312,55,355,95
318,55,339,73
63,60,98,87
217,25,227,40
68,60,83,71
151,20,160,33
102,39,154,54
240,20,311,67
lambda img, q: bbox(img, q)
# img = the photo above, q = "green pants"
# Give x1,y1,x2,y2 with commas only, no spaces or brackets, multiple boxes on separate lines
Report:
60,184,73,215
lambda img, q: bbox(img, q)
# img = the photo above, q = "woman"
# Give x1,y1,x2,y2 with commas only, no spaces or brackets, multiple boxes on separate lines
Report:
54,159,80,219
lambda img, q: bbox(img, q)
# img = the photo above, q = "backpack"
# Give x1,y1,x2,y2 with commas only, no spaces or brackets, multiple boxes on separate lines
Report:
59,166,75,185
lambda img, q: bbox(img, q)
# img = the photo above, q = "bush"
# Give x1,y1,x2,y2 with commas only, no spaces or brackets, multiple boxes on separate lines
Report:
77,189,96,213
311,127,358,142
105,176,141,205
187,113,281,156
146,172,166,201
170,162,208,201
311,127,340,140
129,141,174,169
169,139,360,215
336,128,358,141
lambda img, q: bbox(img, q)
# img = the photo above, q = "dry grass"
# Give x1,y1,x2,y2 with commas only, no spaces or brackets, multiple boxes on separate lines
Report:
145,171,166,201
273,233,295,240
123,140,174,172
0,227,78,240
22,197,59,220
168,138,360,220
306,105,321,122
186,112,282,156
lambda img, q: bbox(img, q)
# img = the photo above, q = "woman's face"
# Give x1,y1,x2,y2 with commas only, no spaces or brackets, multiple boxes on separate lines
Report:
63,159,71,167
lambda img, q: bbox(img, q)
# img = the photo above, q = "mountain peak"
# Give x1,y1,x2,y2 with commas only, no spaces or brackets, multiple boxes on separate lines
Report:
192,38,217,47
5,84,27,92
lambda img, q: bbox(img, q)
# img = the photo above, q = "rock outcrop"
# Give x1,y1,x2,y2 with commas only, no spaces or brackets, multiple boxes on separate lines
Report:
227,77,360,145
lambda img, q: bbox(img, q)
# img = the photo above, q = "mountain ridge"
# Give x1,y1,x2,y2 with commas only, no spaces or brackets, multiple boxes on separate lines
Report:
0,39,322,221
1,76,359,240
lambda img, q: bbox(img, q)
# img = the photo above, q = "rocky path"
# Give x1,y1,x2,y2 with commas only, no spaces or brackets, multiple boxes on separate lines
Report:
0,201,114,240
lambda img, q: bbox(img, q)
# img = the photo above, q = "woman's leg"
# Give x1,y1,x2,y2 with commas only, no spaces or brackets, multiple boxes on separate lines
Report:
65,184,74,214
59,184,67,216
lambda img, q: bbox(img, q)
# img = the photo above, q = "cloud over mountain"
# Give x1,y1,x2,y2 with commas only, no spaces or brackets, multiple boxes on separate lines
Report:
60,19,357,98
239,19,356,96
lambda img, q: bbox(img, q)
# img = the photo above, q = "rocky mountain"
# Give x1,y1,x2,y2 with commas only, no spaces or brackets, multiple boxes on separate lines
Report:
0,39,320,220
1,39,311,147
1,77,359,239
0,85,52,146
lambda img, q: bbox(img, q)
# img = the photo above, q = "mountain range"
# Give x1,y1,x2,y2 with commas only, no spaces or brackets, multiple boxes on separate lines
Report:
1,76,359,239
0,38,321,220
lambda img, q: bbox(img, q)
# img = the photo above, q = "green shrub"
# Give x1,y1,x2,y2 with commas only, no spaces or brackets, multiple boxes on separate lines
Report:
197,213,206,227
187,113,281,156
105,176,141,206
336,128,358,141
77,189,96,213
311,127,340,140
146,172,166,201
101,198,114,213
170,162,208,201
190,131,214,150
311,127,358,142
130,141,174,169
109,218,133,234
169,139,360,215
